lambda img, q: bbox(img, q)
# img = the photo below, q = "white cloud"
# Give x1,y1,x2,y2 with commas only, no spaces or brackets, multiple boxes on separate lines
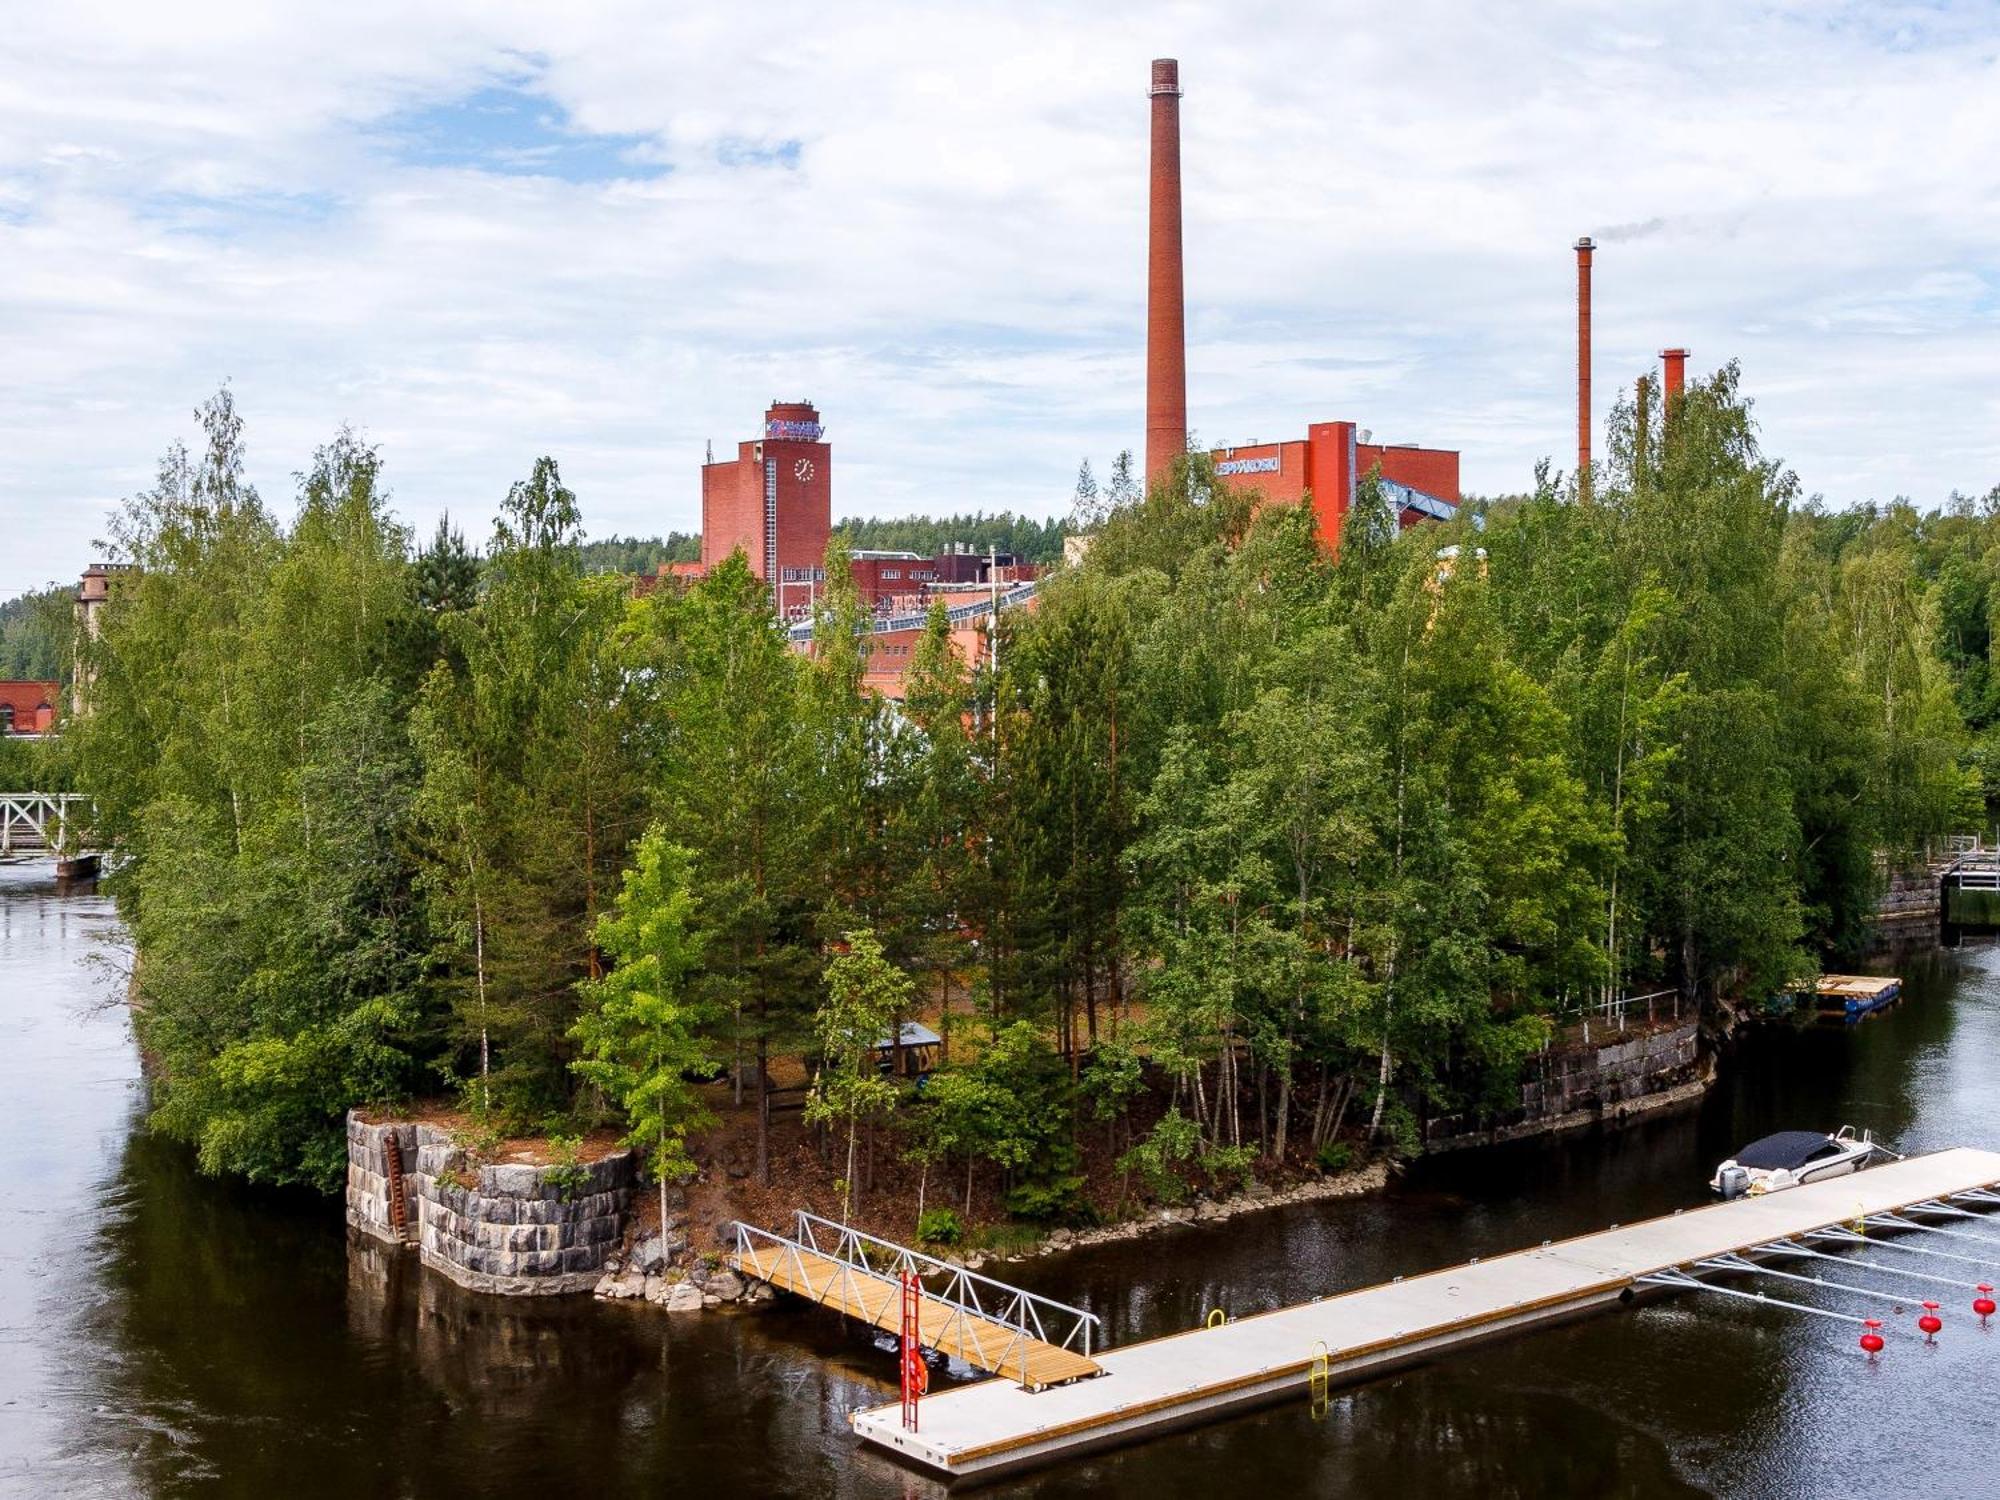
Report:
1,0,1996,595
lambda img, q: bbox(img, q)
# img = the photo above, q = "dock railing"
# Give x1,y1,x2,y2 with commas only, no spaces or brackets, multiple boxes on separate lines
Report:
732,1210,1101,1365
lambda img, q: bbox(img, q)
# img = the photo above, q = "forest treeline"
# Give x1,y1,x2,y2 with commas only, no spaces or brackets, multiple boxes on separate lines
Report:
0,585,72,680
834,512,1072,563
50,371,1998,1223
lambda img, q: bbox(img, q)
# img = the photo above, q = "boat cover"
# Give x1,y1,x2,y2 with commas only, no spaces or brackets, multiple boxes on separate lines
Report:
1732,1131,1841,1170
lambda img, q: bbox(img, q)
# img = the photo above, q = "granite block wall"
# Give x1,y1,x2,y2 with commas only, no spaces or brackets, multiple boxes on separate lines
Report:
346,1113,636,1296
1424,1019,1705,1150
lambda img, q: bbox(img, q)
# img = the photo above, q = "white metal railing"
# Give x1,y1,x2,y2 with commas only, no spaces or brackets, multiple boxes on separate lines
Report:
731,1209,1100,1379
787,580,1040,642
0,793,93,855
1547,989,1682,1046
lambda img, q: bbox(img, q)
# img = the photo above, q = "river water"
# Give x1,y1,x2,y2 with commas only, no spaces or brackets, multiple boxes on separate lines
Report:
4,861,1997,1498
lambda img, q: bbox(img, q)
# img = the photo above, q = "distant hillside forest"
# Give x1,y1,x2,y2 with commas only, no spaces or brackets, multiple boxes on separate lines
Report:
0,585,74,681
574,515,1072,574
578,533,701,574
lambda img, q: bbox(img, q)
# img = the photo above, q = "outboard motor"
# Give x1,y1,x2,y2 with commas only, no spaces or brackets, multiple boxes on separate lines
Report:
1717,1163,1750,1201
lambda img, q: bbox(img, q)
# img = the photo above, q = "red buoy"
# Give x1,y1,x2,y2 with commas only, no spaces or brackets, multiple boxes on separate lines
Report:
1974,1284,1996,1322
1861,1317,1886,1356
1919,1300,1944,1340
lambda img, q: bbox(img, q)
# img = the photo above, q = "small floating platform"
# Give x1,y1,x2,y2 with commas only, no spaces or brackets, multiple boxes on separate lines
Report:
1815,974,1901,1024
853,1148,2000,1480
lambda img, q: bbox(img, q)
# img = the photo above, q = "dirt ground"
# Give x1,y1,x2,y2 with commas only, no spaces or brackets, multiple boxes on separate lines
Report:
351,1101,627,1167
651,1074,1335,1258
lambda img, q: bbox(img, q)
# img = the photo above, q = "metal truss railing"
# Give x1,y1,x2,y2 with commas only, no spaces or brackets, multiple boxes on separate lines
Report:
786,580,1040,643
0,793,93,854
730,1209,1100,1384
1632,1179,2000,1318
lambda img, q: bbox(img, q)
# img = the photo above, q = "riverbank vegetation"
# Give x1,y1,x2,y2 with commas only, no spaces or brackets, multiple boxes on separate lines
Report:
55,372,1997,1232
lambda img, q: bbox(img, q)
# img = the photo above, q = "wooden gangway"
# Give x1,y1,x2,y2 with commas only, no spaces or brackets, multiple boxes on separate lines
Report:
729,1212,1102,1390
853,1147,2000,1480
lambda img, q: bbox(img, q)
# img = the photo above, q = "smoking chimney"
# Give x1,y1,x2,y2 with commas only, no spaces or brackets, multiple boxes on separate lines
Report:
1660,348,1688,410
1145,59,1187,493
1574,237,1594,491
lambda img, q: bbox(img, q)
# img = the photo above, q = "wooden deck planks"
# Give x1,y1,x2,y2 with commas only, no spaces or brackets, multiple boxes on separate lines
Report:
1819,974,1900,998
728,1244,1102,1389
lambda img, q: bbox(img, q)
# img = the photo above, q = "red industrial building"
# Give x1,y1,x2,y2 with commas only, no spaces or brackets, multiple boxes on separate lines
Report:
1146,60,1459,551
0,681,58,736
700,400,833,618
848,552,940,607
1208,422,1461,551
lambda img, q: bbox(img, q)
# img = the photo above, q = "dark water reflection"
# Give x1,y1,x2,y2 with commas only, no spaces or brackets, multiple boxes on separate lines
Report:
4,864,1997,1497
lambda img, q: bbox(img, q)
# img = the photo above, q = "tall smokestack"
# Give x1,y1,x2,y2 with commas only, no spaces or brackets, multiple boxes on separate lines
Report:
1660,347,1688,411
1574,237,1594,491
1146,58,1187,493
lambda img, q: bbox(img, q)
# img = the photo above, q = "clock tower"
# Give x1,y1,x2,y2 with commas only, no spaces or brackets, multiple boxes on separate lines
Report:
700,400,834,616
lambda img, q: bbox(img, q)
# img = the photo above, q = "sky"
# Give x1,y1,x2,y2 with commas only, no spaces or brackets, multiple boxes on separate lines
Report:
2,1,1997,598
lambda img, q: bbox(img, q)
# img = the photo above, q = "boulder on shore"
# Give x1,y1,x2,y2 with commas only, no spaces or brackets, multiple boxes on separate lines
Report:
693,1266,747,1301
596,1266,648,1301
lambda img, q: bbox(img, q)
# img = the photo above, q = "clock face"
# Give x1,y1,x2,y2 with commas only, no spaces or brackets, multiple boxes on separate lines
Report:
794,458,816,482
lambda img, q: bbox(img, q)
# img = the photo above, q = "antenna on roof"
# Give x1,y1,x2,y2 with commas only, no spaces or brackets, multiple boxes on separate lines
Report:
705,439,713,465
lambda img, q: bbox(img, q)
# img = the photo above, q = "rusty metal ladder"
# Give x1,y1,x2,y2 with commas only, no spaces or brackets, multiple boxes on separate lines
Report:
383,1133,414,1246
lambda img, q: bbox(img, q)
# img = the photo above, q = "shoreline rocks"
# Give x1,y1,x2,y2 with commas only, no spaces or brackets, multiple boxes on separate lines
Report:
956,1159,1392,1273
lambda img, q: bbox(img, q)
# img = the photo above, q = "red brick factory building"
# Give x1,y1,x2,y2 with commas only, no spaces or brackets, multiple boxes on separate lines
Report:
0,681,58,736
698,401,834,619
1207,422,1460,553
1145,57,1460,549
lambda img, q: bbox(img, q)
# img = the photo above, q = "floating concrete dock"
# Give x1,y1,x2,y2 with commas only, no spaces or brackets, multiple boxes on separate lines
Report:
852,1147,2000,1480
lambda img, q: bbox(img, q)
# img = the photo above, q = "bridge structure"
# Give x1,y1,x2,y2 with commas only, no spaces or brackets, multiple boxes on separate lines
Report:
0,793,92,859
729,1210,1101,1391
1937,843,2000,932
848,1148,2000,1480
784,579,1039,643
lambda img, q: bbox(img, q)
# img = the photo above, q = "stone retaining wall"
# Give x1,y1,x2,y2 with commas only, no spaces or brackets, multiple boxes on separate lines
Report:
1424,1019,1706,1151
346,1113,636,1296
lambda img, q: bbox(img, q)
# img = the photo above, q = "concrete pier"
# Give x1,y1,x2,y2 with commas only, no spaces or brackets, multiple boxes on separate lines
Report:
852,1148,2000,1480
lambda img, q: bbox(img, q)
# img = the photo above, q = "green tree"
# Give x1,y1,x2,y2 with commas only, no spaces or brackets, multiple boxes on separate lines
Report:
572,829,713,1231
413,457,646,1118
641,550,817,1183
806,928,907,1221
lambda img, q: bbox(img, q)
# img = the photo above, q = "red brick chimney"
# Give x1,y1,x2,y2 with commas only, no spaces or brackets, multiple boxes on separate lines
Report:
1145,58,1187,493
1660,348,1688,411
1574,236,1594,490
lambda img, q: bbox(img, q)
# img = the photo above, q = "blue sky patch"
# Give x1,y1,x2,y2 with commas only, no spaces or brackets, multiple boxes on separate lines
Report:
376,84,668,184
716,136,802,170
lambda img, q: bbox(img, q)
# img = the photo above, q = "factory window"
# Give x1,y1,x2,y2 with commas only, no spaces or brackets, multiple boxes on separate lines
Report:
883,569,901,580
763,460,777,582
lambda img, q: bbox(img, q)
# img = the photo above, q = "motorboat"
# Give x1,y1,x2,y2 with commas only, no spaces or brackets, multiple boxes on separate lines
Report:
1709,1126,1895,1198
